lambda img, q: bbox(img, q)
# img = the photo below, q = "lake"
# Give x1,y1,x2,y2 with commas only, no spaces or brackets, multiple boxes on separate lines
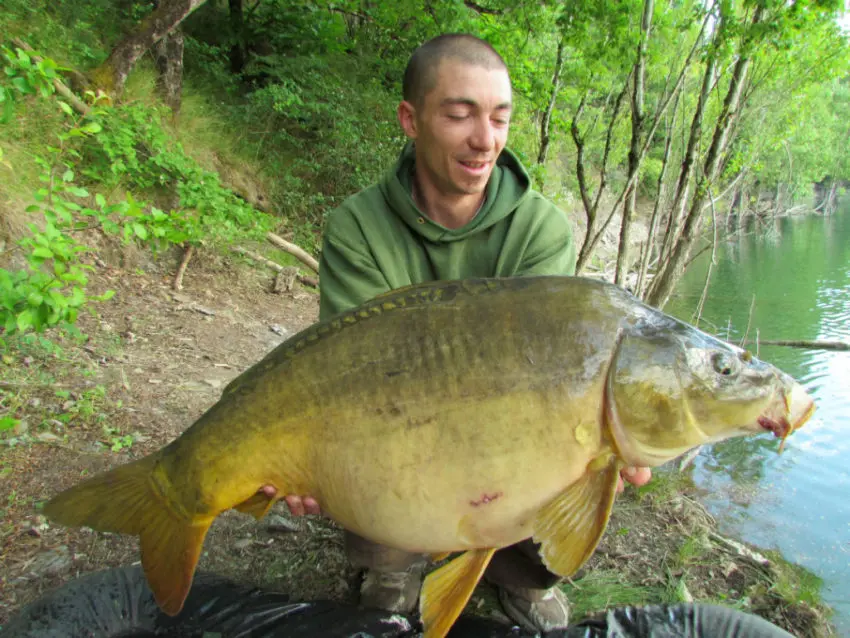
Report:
664,201,850,632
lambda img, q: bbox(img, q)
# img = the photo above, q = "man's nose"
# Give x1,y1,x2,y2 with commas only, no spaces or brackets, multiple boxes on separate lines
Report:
469,117,496,151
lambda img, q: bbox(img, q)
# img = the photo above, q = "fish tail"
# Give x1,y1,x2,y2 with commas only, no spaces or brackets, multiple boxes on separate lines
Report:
43,453,212,616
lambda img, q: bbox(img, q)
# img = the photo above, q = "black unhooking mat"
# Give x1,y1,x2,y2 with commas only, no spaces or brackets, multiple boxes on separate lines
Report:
0,566,792,638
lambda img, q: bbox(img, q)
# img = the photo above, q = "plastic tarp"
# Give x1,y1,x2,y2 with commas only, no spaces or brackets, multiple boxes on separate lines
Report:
1,566,792,638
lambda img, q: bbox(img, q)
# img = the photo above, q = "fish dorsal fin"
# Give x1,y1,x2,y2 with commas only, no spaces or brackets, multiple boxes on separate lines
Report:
531,455,621,577
420,548,496,638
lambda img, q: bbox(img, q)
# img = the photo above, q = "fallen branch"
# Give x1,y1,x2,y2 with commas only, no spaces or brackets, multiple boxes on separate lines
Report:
266,232,319,274
233,246,318,288
173,244,194,291
741,339,850,352
709,531,771,567
11,38,89,115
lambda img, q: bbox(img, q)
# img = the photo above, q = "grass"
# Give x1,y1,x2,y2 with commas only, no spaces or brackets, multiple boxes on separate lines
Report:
560,569,675,621
765,549,827,608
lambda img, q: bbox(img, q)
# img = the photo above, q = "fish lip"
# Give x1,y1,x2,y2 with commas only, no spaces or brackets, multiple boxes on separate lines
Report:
758,415,791,439
758,391,816,453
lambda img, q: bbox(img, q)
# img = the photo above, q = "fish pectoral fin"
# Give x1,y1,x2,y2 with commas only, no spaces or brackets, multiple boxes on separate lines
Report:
531,456,621,577
43,453,212,616
420,548,496,638
233,490,277,520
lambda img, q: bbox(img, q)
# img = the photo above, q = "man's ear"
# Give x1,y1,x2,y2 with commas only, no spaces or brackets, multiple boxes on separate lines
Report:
397,100,418,139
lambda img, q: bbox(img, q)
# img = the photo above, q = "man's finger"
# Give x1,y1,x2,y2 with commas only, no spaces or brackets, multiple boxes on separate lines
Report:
285,495,306,517
621,466,652,487
303,497,321,516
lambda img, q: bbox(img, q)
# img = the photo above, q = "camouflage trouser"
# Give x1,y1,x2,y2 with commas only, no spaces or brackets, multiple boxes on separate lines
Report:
344,530,561,590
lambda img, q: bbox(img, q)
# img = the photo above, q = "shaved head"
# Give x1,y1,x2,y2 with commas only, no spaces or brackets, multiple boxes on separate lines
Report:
402,34,509,108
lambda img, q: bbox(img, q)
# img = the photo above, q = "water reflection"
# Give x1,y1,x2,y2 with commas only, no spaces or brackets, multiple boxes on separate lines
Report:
665,204,850,632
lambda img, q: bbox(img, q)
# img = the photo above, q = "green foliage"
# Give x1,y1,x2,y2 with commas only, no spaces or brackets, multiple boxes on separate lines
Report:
0,45,61,123
77,102,273,248
1,45,274,348
0,47,113,345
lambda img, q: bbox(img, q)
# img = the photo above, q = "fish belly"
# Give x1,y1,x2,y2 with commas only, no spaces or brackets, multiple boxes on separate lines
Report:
309,392,598,553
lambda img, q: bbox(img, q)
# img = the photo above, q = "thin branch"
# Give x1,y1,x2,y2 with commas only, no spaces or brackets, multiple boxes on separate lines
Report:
266,232,319,273
11,38,89,115
234,246,318,288
740,294,756,348
692,186,718,327
739,339,850,352
463,0,502,15
173,244,194,291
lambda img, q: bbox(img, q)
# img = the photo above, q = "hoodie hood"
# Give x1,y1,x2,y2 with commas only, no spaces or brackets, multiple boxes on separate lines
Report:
379,141,532,243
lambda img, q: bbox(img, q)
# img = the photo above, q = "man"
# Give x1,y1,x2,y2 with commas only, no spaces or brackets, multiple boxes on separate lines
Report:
283,34,651,632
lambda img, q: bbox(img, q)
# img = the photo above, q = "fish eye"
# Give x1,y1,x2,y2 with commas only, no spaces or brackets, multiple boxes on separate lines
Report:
711,352,738,377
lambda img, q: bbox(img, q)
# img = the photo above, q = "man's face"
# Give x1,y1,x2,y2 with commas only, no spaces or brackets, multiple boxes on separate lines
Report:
399,59,512,198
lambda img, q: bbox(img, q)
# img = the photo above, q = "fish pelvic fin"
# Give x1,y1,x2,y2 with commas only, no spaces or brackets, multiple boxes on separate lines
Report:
233,490,277,520
419,547,495,638
532,455,621,577
43,453,213,616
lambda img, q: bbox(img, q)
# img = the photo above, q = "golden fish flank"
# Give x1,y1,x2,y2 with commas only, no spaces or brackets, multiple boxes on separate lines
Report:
42,276,816,638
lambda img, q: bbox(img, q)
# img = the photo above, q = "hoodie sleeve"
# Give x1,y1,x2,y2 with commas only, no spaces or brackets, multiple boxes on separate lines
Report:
318,209,391,321
514,199,577,277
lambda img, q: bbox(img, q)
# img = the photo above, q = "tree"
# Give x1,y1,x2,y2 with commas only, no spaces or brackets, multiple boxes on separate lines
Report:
91,0,208,97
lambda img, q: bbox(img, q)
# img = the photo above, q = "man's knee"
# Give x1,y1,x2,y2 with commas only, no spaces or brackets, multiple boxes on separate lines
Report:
344,530,424,572
484,539,562,590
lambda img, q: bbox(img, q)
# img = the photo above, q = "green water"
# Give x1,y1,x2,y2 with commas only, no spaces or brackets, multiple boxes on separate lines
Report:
664,203,850,631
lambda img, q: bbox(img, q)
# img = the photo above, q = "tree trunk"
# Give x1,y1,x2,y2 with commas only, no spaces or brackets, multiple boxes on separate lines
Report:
92,0,208,95
575,82,630,271
229,0,245,75
153,28,185,115
658,46,718,265
647,6,765,309
537,39,565,165
575,9,709,275
637,87,680,299
615,0,654,287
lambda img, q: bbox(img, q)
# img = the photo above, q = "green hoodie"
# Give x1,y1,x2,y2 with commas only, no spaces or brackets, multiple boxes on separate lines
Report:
318,143,576,320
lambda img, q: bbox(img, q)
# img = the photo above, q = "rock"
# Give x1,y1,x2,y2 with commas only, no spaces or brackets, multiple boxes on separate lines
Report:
270,324,289,337
204,379,223,389
36,431,61,443
267,514,300,533
28,546,71,577
233,537,254,551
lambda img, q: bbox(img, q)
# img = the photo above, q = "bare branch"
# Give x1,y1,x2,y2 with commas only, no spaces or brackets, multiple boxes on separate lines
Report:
266,232,319,273
463,0,502,15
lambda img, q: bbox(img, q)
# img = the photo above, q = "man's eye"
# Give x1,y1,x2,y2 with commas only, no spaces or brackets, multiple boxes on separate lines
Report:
493,119,509,126
446,114,467,121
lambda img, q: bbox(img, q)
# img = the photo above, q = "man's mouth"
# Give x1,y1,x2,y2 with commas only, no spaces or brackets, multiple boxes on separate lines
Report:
458,159,490,175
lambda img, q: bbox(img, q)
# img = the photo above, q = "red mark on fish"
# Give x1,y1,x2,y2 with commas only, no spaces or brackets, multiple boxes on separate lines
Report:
470,491,503,507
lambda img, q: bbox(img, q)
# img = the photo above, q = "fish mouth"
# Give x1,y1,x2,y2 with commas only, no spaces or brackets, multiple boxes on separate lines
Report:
758,382,816,453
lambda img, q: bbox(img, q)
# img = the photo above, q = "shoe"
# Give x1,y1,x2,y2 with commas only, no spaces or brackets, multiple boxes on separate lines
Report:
358,565,423,614
497,584,570,631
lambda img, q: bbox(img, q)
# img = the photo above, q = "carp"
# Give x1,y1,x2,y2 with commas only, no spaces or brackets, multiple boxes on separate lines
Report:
43,276,815,638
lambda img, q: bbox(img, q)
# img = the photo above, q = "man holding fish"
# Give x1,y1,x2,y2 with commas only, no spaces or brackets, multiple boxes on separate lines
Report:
282,33,651,632
42,33,811,638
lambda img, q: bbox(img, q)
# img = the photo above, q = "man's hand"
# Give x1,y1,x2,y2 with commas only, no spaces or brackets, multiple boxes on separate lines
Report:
277,466,652,518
